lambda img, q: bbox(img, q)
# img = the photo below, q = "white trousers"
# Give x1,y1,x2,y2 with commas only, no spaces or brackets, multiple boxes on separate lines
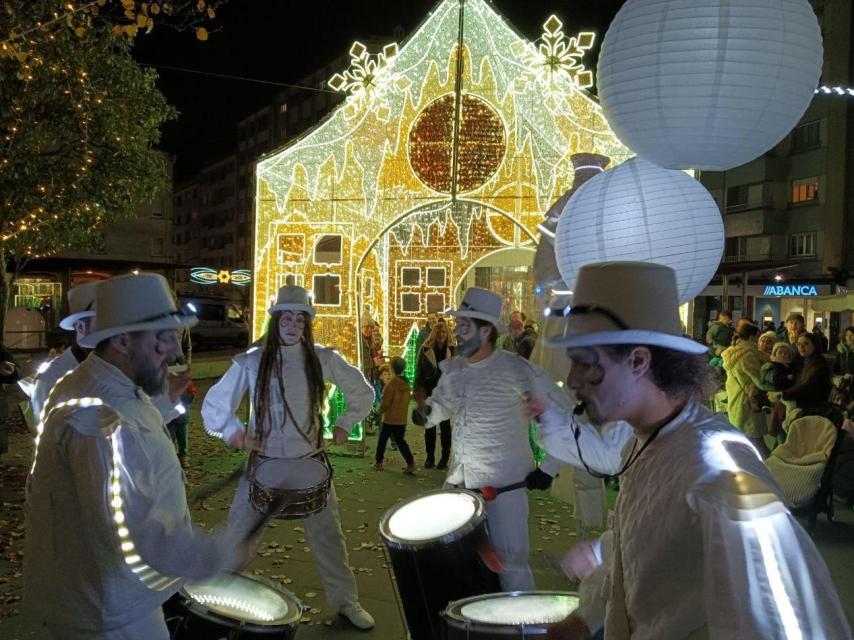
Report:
446,483,535,592
46,609,169,640
228,475,359,607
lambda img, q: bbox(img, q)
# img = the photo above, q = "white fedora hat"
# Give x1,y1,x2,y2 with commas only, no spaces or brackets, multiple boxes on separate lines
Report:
79,273,197,349
449,287,507,334
269,285,315,318
59,281,99,330
545,261,707,355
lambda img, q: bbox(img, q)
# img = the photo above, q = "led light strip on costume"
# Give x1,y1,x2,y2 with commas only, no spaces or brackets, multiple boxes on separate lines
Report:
28,369,78,478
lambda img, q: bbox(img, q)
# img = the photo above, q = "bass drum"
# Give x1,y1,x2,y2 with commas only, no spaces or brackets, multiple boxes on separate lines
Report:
442,591,581,638
379,489,501,640
165,572,302,639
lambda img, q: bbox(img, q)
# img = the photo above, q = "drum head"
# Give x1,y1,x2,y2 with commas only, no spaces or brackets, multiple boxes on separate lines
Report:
381,489,483,546
445,591,580,631
254,457,327,489
182,572,302,627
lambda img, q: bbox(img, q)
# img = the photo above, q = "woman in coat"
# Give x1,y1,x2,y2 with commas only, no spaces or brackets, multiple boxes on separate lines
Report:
414,321,455,469
723,323,770,457
833,326,854,376
774,332,833,413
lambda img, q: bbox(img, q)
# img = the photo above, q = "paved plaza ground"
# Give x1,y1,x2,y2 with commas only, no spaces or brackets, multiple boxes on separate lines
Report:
1,373,852,639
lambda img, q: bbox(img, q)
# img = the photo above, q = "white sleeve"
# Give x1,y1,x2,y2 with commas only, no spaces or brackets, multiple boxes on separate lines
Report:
424,367,461,427
537,405,633,477
325,350,374,433
690,478,853,639
150,393,182,424
201,361,249,443
63,414,241,582
31,377,50,423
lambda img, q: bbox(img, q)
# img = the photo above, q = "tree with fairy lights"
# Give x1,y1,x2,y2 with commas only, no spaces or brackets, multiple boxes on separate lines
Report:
0,1,222,336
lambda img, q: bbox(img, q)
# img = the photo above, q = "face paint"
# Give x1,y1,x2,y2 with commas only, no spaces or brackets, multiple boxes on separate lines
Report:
279,311,306,346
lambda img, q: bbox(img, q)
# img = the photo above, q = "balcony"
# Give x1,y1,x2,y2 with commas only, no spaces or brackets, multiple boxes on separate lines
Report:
724,209,786,238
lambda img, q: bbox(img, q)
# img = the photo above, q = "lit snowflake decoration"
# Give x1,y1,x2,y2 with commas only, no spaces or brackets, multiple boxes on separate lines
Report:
513,15,595,99
329,41,406,122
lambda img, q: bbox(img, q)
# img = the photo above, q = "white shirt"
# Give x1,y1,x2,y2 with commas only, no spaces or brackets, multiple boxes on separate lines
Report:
202,343,373,458
551,401,851,639
23,354,240,634
425,348,575,488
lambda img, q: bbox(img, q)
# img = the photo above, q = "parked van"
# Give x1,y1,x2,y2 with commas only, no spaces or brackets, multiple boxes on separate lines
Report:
179,297,249,349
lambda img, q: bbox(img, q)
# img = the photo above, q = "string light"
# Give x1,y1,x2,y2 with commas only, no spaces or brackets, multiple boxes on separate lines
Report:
253,0,629,362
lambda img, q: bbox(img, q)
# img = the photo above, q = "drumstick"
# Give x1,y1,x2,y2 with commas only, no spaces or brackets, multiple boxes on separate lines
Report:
186,463,245,506
301,446,326,459
246,496,287,541
479,480,528,502
475,540,567,577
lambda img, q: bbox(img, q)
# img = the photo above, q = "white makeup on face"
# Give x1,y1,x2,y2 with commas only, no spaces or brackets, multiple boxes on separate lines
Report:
455,318,483,357
279,311,306,346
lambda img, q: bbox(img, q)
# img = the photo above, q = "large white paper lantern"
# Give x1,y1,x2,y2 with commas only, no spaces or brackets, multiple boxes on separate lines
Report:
597,0,823,170
555,157,724,303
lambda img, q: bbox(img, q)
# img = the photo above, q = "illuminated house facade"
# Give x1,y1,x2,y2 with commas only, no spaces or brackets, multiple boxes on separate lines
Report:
253,0,630,362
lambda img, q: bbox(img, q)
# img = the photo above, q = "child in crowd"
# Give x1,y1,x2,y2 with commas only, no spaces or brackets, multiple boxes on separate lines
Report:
167,357,196,469
373,356,415,474
760,342,796,442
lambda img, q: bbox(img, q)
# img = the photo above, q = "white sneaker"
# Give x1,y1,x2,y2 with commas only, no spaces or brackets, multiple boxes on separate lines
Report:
339,602,375,630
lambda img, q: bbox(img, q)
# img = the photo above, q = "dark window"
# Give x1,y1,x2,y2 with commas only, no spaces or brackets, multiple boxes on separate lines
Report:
792,121,820,151
313,274,341,305
314,235,342,264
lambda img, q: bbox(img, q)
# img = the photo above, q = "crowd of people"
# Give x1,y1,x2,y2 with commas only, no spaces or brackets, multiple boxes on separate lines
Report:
13,269,854,639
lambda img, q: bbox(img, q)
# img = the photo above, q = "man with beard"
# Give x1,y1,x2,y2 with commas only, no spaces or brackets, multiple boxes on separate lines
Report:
412,287,574,591
537,262,850,640
24,273,247,639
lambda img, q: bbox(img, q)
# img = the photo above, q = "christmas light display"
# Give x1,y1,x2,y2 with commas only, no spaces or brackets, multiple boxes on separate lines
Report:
254,0,630,364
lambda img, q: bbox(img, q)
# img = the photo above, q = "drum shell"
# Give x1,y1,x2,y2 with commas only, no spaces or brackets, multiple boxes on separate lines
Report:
380,491,502,640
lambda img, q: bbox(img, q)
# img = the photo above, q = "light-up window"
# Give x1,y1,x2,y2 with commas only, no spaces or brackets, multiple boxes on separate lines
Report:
402,267,421,287
426,293,445,312
790,177,819,204
401,293,420,313
314,235,342,265
278,234,305,264
426,267,446,287
313,275,341,306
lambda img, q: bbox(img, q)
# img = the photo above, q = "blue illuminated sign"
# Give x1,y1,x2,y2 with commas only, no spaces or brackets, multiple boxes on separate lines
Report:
762,284,818,297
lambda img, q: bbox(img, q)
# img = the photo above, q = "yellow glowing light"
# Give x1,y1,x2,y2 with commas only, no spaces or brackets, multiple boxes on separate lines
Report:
254,0,629,364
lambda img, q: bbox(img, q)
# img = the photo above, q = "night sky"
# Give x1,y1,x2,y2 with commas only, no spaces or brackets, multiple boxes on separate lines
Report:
132,0,626,179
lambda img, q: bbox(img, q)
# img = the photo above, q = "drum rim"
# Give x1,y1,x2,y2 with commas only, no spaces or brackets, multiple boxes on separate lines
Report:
251,456,329,483
441,590,581,633
180,571,304,629
378,488,486,549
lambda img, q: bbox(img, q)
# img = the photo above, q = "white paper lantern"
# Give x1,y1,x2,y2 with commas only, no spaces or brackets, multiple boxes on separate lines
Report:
597,0,823,170
555,157,724,303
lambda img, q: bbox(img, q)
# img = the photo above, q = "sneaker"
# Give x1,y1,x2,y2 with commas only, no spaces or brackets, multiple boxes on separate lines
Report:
339,602,375,630
372,462,383,471
424,458,435,469
403,464,416,475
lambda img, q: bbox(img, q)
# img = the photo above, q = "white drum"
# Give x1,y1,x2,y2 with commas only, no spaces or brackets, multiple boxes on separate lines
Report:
443,591,581,637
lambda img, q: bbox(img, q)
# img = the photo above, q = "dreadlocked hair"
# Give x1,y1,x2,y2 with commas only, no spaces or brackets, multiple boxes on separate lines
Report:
253,312,326,446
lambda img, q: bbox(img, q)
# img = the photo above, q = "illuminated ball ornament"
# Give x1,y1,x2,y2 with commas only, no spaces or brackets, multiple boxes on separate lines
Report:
554,157,724,303
597,0,823,170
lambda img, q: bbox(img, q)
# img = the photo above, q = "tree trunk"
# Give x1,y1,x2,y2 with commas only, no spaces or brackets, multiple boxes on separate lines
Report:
0,248,8,342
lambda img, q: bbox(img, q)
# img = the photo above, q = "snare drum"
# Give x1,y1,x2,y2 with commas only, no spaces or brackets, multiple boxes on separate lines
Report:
165,572,302,639
443,591,581,638
249,456,330,519
379,489,501,640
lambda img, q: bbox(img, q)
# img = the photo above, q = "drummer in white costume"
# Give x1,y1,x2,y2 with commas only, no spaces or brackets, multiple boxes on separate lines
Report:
24,273,246,640
31,281,99,422
202,285,376,630
412,287,575,591
537,262,851,640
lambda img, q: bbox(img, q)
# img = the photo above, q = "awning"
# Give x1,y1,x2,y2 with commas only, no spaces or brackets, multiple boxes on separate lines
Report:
810,292,854,312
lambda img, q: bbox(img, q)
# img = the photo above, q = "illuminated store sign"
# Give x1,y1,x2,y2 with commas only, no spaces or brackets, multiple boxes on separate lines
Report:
762,284,818,297
190,267,252,286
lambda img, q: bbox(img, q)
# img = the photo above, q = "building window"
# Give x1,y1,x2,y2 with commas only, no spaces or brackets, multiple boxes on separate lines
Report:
401,292,420,313
790,176,819,204
401,267,420,287
426,293,445,312
314,234,342,265
791,120,820,152
789,232,817,258
426,267,446,287
725,183,763,212
313,274,341,306
151,237,164,257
